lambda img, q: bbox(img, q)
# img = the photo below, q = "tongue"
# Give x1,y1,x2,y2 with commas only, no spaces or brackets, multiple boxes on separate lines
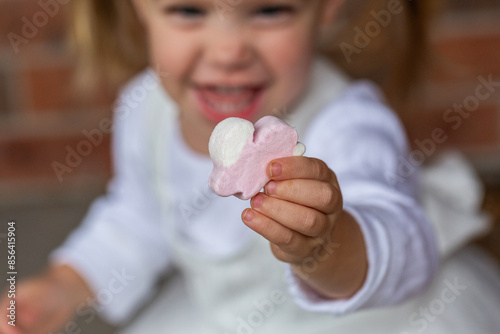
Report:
199,87,255,105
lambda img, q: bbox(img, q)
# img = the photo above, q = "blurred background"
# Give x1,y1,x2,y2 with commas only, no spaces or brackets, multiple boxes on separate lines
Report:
0,0,499,333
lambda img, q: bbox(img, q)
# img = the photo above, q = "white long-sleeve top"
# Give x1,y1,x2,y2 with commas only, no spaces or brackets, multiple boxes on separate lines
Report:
50,60,439,325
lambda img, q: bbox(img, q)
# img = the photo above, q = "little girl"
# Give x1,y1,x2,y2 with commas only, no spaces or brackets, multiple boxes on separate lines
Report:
2,1,500,333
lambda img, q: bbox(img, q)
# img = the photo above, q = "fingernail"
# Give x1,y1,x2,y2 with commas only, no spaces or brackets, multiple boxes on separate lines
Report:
243,209,254,221
270,162,282,178
266,181,276,195
252,194,264,208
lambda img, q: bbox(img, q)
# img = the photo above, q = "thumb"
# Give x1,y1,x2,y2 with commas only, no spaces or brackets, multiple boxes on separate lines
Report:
0,299,41,334
16,307,42,330
0,297,20,334
2,326,22,334
0,310,23,334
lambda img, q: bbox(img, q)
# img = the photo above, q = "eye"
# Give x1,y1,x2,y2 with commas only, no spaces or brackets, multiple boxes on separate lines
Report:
254,5,294,19
164,5,205,19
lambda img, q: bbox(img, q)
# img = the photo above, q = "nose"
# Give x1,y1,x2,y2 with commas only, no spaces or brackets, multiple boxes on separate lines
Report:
205,27,253,72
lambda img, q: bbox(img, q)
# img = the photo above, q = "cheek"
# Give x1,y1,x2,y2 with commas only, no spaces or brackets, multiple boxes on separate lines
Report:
257,27,316,102
147,25,198,95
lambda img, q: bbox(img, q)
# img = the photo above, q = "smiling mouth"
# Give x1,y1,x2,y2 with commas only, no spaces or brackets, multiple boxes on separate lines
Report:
194,84,265,122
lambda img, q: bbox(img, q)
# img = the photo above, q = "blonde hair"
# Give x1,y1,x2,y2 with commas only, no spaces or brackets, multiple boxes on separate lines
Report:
71,0,146,91
70,0,437,105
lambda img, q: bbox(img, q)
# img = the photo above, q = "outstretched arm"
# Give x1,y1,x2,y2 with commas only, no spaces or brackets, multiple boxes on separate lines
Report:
242,156,368,299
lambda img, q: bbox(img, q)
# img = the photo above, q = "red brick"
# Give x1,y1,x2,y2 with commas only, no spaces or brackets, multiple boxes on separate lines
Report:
447,0,500,11
18,63,115,114
21,64,75,112
0,0,69,52
0,69,9,115
426,33,500,83
410,79,500,114
0,135,111,181
403,106,499,151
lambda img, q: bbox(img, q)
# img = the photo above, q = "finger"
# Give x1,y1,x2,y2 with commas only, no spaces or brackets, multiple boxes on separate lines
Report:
0,296,21,334
0,323,22,334
241,208,312,260
250,193,329,237
30,293,79,334
0,310,22,334
16,302,42,330
267,157,338,184
21,303,73,334
269,243,304,264
265,179,342,214
12,284,46,330
0,319,20,333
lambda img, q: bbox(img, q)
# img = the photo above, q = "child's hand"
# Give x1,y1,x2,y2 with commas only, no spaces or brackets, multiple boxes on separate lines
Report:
242,156,368,299
0,265,92,334
243,156,342,264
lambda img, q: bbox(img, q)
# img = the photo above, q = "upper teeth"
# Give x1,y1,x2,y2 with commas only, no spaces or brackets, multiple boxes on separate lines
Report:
207,100,251,113
213,86,245,94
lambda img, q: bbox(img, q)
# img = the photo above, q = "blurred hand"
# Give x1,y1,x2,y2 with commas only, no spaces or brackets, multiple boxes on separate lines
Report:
0,265,93,334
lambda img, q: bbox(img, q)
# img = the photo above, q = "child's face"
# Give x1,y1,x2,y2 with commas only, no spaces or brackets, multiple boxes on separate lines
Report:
133,0,341,126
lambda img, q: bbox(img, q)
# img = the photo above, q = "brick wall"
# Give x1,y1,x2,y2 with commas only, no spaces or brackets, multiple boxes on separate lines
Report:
0,0,499,207
403,0,500,184
0,0,114,206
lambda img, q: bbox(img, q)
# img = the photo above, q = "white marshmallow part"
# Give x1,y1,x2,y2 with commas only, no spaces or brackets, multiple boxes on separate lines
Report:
293,142,306,156
208,117,255,167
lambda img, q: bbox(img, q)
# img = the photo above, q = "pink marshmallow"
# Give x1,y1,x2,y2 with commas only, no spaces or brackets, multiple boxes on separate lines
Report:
208,116,305,200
